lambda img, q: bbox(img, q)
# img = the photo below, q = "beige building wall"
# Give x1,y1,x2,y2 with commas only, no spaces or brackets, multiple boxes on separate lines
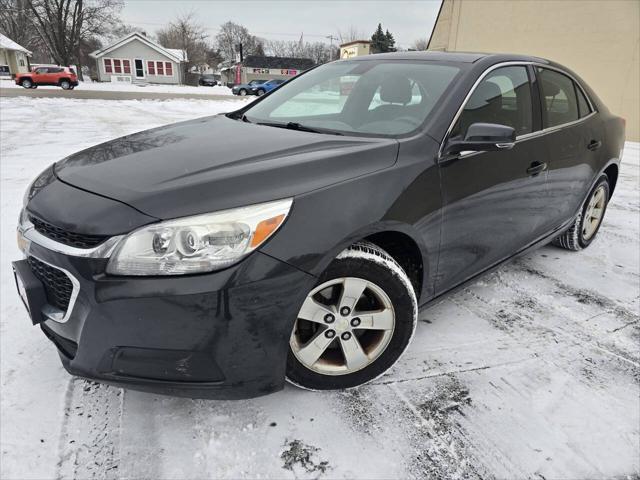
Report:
340,41,371,59
428,0,640,141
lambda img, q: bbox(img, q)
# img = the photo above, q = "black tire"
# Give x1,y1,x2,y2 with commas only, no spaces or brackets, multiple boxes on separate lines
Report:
286,242,418,390
256,89,265,96
553,174,610,251
60,80,71,90
21,78,32,89
238,88,247,96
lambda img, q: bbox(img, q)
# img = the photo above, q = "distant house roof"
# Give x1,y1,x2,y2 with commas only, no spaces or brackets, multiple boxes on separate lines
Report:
90,32,187,63
339,40,371,48
243,55,315,71
0,33,32,55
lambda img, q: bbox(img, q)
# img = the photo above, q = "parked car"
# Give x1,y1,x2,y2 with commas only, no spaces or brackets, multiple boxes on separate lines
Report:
251,78,286,96
198,74,218,87
231,79,267,96
14,52,625,399
15,66,78,90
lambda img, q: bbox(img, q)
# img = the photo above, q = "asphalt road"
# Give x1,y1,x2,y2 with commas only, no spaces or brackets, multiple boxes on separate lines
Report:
0,86,241,101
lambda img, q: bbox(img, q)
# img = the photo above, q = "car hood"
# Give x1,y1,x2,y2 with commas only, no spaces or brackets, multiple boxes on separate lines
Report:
55,115,398,219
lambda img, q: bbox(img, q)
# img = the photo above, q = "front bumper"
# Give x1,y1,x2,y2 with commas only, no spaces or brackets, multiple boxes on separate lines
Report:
18,239,315,399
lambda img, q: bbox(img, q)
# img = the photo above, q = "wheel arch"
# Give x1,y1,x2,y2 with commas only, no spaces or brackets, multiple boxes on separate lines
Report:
603,163,619,196
313,222,431,303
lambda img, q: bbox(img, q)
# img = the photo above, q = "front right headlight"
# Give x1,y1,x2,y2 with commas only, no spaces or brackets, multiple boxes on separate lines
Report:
106,198,292,276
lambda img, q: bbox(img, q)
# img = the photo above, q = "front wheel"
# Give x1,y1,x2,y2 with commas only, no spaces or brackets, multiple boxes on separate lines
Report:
238,88,247,96
21,79,32,89
553,174,610,251
287,242,417,390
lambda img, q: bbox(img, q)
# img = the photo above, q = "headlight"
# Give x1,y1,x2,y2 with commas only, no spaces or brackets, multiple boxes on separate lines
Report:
106,198,292,276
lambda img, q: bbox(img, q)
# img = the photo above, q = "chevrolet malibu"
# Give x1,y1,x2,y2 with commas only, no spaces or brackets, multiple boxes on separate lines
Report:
13,52,625,399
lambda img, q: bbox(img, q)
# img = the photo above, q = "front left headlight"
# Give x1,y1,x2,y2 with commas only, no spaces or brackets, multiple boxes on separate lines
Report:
106,198,292,276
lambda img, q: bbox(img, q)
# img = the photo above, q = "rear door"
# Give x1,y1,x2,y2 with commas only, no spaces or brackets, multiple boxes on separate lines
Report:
436,64,549,293
31,67,48,84
535,67,602,230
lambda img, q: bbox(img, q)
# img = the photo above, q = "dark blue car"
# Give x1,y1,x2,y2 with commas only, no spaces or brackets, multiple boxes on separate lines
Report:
251,78,286,96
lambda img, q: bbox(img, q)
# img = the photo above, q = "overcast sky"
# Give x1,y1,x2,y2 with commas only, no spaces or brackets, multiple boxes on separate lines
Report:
121,0,443,49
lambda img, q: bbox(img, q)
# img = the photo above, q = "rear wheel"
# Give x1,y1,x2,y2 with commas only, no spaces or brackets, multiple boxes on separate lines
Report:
60,80,71,90
21,78,32,89
287,242,417,390
256,89,265,96
553,174,610,251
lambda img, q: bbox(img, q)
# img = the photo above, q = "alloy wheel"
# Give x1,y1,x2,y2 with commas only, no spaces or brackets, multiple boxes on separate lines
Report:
290,277,395,376
583,185,606,240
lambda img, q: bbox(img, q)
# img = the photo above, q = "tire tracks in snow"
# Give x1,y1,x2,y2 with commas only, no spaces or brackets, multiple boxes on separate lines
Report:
55,377,123,479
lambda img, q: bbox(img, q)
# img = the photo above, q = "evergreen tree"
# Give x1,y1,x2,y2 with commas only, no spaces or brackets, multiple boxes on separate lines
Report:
370,23,388,53
385,29,396,52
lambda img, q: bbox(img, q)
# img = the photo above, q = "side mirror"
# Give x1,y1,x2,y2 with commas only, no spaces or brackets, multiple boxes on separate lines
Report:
444,123,516,155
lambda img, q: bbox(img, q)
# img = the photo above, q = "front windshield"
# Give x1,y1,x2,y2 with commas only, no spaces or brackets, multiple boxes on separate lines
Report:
243,60,461,136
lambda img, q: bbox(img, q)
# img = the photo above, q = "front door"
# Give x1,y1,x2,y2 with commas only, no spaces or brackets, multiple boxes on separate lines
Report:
436,65,549,293
134,59,145,78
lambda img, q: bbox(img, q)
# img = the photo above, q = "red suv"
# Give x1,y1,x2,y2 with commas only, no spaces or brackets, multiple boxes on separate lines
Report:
15,66,78,90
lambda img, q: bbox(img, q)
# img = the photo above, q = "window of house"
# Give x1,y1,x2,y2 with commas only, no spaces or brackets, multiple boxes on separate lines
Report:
165,62,173,76
536,67,579,128
147,61,155,75
104,58,134,75
453,65,533,137
156,61,164,76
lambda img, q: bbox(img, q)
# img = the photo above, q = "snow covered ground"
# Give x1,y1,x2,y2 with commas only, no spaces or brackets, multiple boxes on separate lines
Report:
0,77,234,96
1,96,638,480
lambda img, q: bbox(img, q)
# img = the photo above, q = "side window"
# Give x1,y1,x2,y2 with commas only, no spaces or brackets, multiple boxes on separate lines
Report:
575,84,592,118
537,67,579,127
454,66,533,138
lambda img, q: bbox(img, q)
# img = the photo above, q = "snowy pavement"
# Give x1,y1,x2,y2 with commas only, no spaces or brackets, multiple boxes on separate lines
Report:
1,96,638,479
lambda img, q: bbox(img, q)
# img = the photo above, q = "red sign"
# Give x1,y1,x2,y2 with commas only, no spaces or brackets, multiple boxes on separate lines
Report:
235,64,242,84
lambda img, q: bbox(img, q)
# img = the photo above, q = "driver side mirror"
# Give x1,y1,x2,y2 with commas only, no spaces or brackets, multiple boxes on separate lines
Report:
443,122,516,156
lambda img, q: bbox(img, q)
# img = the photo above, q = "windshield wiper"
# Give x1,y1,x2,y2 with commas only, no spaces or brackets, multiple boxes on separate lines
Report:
257,121,343,135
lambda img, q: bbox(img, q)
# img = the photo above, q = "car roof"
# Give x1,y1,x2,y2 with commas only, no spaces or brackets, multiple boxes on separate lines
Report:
343,51,551,65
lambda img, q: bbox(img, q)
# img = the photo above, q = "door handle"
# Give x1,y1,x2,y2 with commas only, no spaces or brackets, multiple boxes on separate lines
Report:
526,161,547,176
587,140,602,151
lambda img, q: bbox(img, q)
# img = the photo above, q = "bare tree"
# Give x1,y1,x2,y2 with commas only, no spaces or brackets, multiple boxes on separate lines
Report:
215,21,264,62
156,13,213,73
0,0,38,48
411,38,429,51
264,39,333,65
28,0,123,78
337,25,364,44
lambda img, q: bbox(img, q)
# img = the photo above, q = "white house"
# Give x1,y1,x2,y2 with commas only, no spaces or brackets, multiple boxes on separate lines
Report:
90,32,187,85
0,33,32,76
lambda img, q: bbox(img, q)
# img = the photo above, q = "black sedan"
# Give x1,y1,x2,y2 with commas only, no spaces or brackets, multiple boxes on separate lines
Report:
198,74,218,87
13,52,625,399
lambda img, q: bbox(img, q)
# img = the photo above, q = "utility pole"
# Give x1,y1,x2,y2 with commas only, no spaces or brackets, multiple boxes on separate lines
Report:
326,34,338,61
